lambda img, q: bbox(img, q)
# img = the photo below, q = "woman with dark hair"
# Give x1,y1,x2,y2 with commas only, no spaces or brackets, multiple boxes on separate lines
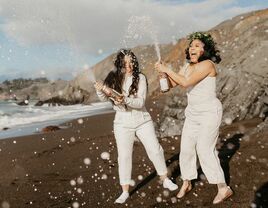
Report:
94,49,178,204
155,32,233,204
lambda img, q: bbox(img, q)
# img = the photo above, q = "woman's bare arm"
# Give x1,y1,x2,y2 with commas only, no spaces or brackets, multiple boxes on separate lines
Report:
157,60,214,88
164,64,187,88
167,76,178,88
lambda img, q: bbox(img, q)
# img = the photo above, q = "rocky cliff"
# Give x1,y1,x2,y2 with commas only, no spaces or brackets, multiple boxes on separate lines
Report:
0,78,69,101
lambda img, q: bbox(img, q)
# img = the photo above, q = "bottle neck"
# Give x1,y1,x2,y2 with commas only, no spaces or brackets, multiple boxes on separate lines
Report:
159,72,167,78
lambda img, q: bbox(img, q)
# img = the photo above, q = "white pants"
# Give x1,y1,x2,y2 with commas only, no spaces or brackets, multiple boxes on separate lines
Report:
113,111,168,185
180,99,226,184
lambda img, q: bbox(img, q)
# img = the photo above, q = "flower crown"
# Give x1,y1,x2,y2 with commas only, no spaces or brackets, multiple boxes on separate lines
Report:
188,32,215,47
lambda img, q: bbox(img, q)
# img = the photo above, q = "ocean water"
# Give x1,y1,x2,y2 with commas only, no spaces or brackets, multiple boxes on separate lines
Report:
0,100,113,139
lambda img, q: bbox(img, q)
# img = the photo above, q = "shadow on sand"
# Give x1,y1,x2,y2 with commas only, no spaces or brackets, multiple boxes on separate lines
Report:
130,133,243,196
252,181,268,208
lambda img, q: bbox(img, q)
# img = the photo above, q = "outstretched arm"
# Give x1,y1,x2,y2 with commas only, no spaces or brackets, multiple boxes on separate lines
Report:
167,76,178,88
155,60,214,88
166,65,188,88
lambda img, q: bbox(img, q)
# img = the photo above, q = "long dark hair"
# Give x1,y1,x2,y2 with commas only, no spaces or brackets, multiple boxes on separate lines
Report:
103,49,142,96
185,32,221,64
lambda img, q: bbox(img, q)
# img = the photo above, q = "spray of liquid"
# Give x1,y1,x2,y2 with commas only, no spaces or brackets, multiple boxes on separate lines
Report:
83,64,96,83
75,16,162,86
123,16,161,61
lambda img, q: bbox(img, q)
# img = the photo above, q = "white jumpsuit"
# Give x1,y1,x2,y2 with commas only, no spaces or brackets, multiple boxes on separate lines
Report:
179,63,226,184
97,74,168,185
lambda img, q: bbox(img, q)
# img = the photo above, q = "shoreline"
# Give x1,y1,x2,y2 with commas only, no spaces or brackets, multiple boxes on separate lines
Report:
0,103,114,140
0,109,115,140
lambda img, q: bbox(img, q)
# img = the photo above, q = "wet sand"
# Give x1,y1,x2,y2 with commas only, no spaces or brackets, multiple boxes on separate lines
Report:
0,99,267,208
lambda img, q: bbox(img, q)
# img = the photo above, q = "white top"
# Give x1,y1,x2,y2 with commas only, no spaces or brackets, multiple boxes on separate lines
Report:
96,73,148,113
183,62,217,106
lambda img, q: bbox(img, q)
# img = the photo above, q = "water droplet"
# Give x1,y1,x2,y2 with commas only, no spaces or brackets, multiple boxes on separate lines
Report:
83,158,91,165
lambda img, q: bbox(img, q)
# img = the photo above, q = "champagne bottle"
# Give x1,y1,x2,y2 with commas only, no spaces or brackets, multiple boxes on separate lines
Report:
102,85,123,101
102,85,112,96
159,72,170,93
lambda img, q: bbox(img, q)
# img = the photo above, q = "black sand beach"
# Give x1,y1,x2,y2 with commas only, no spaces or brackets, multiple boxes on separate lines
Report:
0,99,267,208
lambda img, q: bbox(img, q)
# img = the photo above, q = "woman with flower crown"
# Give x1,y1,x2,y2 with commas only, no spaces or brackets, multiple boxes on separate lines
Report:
155,32,233,204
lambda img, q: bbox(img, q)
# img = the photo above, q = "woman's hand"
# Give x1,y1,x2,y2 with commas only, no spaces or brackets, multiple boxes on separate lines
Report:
114,95,124,104
94,81,104,91
154,62,169,73
111,95,124,106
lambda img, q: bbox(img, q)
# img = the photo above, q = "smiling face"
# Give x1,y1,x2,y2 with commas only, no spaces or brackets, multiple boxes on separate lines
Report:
124,55,133,74
189,39,205,63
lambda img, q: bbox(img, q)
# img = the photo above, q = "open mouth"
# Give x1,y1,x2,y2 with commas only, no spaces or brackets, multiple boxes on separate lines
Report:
190,52,198,58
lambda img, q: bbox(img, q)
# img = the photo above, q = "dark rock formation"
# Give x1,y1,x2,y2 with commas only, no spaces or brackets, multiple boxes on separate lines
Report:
16,95,30,106
41,125,61,132
35,86,91,106
16,100,29,106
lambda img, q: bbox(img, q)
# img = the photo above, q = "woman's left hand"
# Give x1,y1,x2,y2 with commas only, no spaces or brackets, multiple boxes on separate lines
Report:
111,95,124,106
115,95,124,103
114,100,122,106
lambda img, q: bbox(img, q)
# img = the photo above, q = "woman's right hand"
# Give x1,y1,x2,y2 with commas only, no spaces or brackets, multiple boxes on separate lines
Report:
155,61,168,73
94,81,104,91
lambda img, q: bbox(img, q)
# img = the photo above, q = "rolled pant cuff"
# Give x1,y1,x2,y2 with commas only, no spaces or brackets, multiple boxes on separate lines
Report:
207,180,226,184
157,171,168,177
120,180,131,186
181,175,197,181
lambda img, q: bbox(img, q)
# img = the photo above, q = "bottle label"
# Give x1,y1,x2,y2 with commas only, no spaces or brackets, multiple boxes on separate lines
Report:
160,78,169,92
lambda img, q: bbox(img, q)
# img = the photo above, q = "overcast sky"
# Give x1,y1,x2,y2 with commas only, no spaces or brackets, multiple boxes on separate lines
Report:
0,0,267,81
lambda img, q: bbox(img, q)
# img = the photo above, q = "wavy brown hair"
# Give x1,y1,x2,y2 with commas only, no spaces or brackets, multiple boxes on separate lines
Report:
104,49,146,97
